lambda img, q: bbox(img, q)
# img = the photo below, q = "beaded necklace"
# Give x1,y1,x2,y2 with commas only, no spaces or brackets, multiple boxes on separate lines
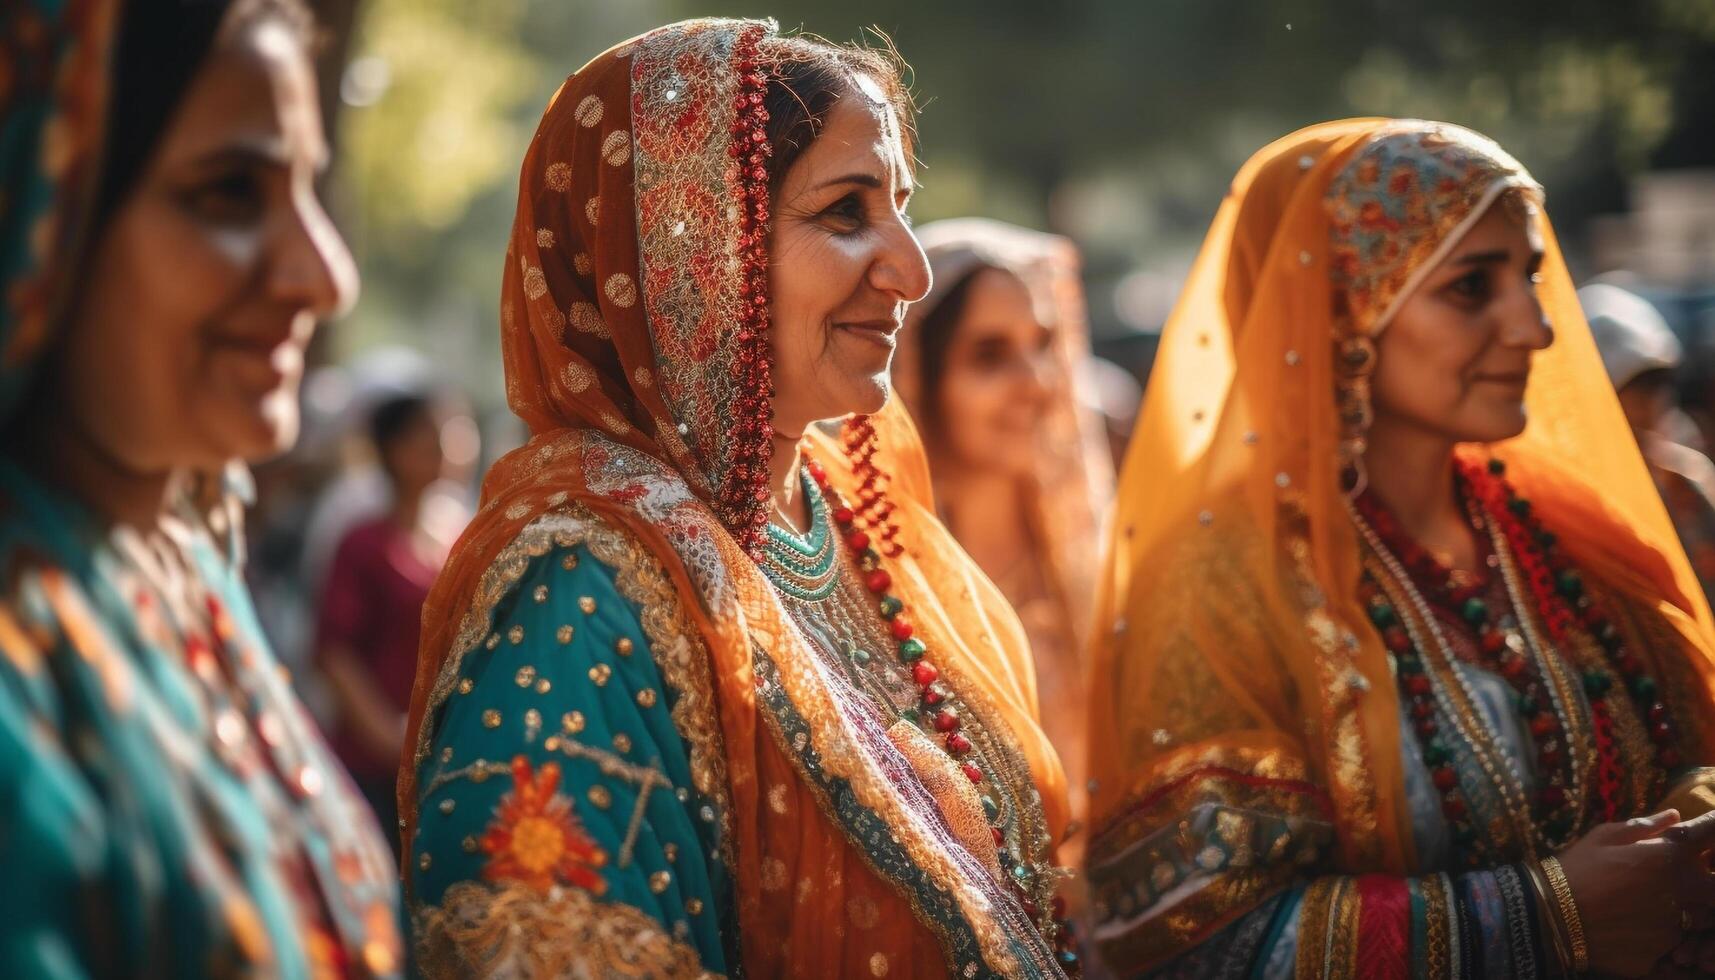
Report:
756,457,1070,952
1351,458,1678,866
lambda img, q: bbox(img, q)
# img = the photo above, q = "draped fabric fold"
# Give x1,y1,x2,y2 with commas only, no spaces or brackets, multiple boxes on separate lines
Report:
402,19,1069,978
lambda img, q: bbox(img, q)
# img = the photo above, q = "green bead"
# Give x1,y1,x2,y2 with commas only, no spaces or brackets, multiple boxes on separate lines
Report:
1424,742,1452,766
1546,815,1575,839
1583,671,1613,696
1630,675,1658,700
1011,863,1032,883
850,647,872,665
1397,655,1424,675
1488,458,1506,475
1514,694,1538,715
900,706,921,724
878,595,904,619
1538,530,1558,549
1368,603,1397,628
898,638,926,662
1509,498,1532,518
1461,598,1488,626
1556,570,1583,599
1453,825,1478,846
981,795,999,821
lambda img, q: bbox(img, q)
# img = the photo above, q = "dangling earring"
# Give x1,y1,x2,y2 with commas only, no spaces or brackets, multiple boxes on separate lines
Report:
1335,333,1377,498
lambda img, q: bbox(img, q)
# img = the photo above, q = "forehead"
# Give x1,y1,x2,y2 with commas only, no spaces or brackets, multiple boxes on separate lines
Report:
154,20,323,163
1453,197,1545,253
789,93,912,190
959,266,1055,332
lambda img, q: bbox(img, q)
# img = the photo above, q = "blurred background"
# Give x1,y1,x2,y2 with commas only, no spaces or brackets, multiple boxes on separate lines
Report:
265,0,1715,741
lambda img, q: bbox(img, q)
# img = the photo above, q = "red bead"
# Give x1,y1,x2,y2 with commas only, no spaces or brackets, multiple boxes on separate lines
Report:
1480,631,1506,655
1529,715,1559,738
1442,798,1467,820
921,685,946,707
1406,675,1432,697
847,530,870,551
933,710,961,733
961,763,983,783
1416,718,1439,737
1649,702,1669,724
865,570,891,593
946,733,973,754
890,619,914,641
1539,785,1567,808
1432,767,1457,791
833,507,855,526
1384,627,1411,653
912,662,939,687
992,827,1005,846
1539,748,1563,769
1660,747,1684,768
1501,657,1528,681
1617,654,1642,677
1652,721,1675,742
1411,700,1435,719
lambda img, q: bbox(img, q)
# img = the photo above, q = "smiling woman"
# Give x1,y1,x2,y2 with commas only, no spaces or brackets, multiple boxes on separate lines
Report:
401,19,1078,979
0,0,399,975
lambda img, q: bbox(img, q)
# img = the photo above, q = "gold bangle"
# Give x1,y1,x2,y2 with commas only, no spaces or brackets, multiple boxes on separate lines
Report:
1525,860,1574,974
1541,856,1589,974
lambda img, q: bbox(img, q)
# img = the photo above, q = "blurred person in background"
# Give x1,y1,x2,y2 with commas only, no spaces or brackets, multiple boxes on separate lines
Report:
0,0,400,974
895,218,1115,874
1586,282,1715,601
1086,120,1715,978
317,391,476,854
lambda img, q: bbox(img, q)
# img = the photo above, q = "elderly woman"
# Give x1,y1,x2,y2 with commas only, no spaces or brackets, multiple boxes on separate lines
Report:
1086,119,1715,978
0,0,400,973
402,20,1077,978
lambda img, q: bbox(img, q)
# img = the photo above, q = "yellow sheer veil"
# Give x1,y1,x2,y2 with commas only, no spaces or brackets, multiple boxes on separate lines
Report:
1087,118,1715,874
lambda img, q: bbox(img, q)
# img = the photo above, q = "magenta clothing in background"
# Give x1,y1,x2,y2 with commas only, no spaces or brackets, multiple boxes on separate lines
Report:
316,517,438,782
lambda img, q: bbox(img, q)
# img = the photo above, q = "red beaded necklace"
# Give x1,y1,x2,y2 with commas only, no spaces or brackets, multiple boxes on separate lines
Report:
1356,458,1679,860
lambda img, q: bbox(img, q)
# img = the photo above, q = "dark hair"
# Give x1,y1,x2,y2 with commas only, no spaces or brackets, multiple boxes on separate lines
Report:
912,267,985,442
92,0,316,231
762,33,917,194
369,394,435,459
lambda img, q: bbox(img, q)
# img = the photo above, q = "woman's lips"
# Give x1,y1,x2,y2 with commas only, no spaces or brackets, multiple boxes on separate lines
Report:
835,318,901,349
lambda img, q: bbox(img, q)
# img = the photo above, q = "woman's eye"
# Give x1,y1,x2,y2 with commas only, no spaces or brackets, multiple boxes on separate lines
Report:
1447,269,1491,302
819,194,865,232
181,171,266,227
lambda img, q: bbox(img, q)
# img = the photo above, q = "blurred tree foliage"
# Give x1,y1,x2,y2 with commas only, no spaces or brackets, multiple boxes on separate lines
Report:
334,0,1715,401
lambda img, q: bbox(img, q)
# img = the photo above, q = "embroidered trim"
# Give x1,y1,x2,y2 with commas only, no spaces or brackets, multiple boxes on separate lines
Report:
414,879,720,979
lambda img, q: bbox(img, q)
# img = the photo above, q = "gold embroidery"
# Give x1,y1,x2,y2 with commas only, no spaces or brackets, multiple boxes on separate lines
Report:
414,880,718,979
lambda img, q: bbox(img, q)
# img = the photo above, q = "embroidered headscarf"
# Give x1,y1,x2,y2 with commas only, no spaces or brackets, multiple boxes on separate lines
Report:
1083,118,1715,973
0,0,117,420
404,20,1071,977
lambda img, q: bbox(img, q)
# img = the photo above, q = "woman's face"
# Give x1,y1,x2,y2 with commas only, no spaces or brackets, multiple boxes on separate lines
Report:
933,267,1057,478
767,90,931,438
54,18,355,474
1371,201,1552,446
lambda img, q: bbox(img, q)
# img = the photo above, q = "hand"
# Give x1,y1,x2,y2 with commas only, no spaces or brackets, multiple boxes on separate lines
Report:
1557,810,1715,978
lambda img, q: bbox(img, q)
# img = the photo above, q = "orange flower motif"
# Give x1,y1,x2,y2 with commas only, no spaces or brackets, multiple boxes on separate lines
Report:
480,755,608,894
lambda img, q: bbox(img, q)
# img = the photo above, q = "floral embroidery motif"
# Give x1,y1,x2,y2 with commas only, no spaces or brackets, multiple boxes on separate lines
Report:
1326,122,1538,336
480,755,609,894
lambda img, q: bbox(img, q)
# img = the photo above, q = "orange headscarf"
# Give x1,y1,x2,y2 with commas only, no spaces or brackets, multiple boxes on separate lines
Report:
401,20,1069,978
1084,118,1715,972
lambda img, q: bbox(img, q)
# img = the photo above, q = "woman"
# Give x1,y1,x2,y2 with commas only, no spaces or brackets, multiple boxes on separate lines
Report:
0,0,401,975
319,393,472,854
402,19,1076,979
896,218,1115,860
1084,119,1715,978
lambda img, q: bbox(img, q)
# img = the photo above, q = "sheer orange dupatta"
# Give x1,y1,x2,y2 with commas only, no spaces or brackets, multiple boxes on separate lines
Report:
1084,118,1715,967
